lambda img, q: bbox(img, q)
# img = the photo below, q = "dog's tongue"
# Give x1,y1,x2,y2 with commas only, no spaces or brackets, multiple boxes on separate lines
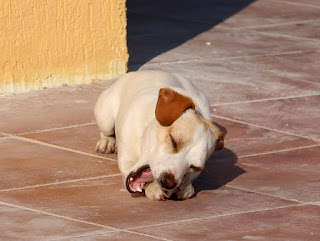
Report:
126,165,154,193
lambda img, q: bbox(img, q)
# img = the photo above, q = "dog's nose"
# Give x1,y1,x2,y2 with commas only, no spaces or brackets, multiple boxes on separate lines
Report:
159,172,176,189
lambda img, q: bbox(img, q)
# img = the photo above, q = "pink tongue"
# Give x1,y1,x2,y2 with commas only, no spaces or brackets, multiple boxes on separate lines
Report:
136,169,154,183
130,169,154,191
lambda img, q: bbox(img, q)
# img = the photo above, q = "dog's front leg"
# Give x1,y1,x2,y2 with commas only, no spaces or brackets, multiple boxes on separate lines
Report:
96,132,117,154
144,181,173,201
175,177,195,200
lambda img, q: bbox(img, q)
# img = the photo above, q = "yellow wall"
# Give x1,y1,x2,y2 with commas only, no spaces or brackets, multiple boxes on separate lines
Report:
0,0,128,94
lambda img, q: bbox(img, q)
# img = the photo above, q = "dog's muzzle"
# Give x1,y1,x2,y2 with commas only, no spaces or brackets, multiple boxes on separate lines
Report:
159,172,176,189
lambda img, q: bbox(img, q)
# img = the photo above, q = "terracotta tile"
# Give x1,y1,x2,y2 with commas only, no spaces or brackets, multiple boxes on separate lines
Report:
140,56,320,105
62,232,163,241
0,203,112,240
202,146,320,202
206,50,320,85
22,124,117,159
251,21,320,40
272,0,320,7
131,205,320,241
191,29,320,59
26,116,317,195
0,138,119,190
20,73,317,161
127,7,319,66
210,117,316,160
151,28,319,64
0,83,109,134
0,175,297,230
219,0,320,29
127,1,256,67
213,95,320,142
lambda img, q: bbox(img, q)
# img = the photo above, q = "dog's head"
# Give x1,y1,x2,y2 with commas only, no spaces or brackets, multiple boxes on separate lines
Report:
126,88,224,193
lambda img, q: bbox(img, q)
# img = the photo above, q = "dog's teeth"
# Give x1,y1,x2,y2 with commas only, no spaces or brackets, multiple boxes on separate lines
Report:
129,177,133,181
136,187,142,192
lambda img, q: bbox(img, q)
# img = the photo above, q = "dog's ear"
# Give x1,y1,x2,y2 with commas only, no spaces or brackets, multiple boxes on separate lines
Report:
204,119,224,151
155,88,195,126
215,131,225,151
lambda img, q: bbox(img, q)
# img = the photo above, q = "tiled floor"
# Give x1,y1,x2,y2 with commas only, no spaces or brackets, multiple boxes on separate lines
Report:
1,0,320,240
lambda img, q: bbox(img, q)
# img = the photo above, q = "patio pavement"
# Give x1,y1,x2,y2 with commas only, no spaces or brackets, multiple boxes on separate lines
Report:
1,0,320,240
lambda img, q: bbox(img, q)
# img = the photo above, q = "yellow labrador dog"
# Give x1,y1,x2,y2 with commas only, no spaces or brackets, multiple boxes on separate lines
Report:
95,70,224,200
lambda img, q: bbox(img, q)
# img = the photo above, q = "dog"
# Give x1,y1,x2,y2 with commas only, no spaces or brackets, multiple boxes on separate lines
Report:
94,70,224,200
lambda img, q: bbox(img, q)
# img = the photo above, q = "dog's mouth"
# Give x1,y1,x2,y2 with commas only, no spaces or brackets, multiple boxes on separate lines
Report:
126,165,155,193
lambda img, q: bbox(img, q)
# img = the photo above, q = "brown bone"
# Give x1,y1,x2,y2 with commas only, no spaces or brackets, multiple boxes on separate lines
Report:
155,88,195,126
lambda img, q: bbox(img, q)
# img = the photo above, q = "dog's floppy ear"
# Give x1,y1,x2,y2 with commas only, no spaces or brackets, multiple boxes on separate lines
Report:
215,131,224,151
155,88,195,126
204,119,224,151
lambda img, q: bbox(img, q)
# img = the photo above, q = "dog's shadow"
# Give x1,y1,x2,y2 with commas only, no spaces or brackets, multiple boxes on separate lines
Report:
127,0,256,71
193,123,245,195
193,148,245,195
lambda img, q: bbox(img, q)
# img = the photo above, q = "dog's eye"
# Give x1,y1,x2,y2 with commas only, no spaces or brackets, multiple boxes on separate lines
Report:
189,165,204,172
169,134,178,151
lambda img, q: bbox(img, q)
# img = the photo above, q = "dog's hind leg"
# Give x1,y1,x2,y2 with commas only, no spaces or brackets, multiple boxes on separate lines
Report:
95,112,117,154
94,87,119,154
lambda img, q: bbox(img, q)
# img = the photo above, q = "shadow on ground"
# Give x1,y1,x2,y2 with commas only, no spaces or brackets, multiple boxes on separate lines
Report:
127,0,256,70
192,120,245,194
194,148,246,194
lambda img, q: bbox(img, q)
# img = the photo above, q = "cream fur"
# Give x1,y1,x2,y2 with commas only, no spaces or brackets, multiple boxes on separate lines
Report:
94,70,221,200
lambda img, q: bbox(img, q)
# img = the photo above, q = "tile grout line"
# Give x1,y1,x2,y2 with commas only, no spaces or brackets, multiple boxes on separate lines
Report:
0,136,13,141
0,201,172,241
0,174,122,192
17,122,97,136
225,184,307,204
0,131,11,136
235,143,320,159
211,114,319,142
9,135,118,162
211,93,320,107
214,143,320,164
218,18,320,30
144,50,312,66
46,231,120,241
270,0,320,9
146,58,202,66
293,78,320,87
125,203,305,231
0,200,121,232
305,201,320,206
48,230,173,241
245,29,320,43
123,230,174,241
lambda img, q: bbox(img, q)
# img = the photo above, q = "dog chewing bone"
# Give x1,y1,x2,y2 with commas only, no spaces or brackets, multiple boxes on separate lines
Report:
94,70,224,200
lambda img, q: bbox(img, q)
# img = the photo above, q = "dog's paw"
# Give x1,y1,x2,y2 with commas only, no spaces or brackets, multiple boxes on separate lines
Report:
144,181,172,201
95,137,117,154
176,183,195,200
